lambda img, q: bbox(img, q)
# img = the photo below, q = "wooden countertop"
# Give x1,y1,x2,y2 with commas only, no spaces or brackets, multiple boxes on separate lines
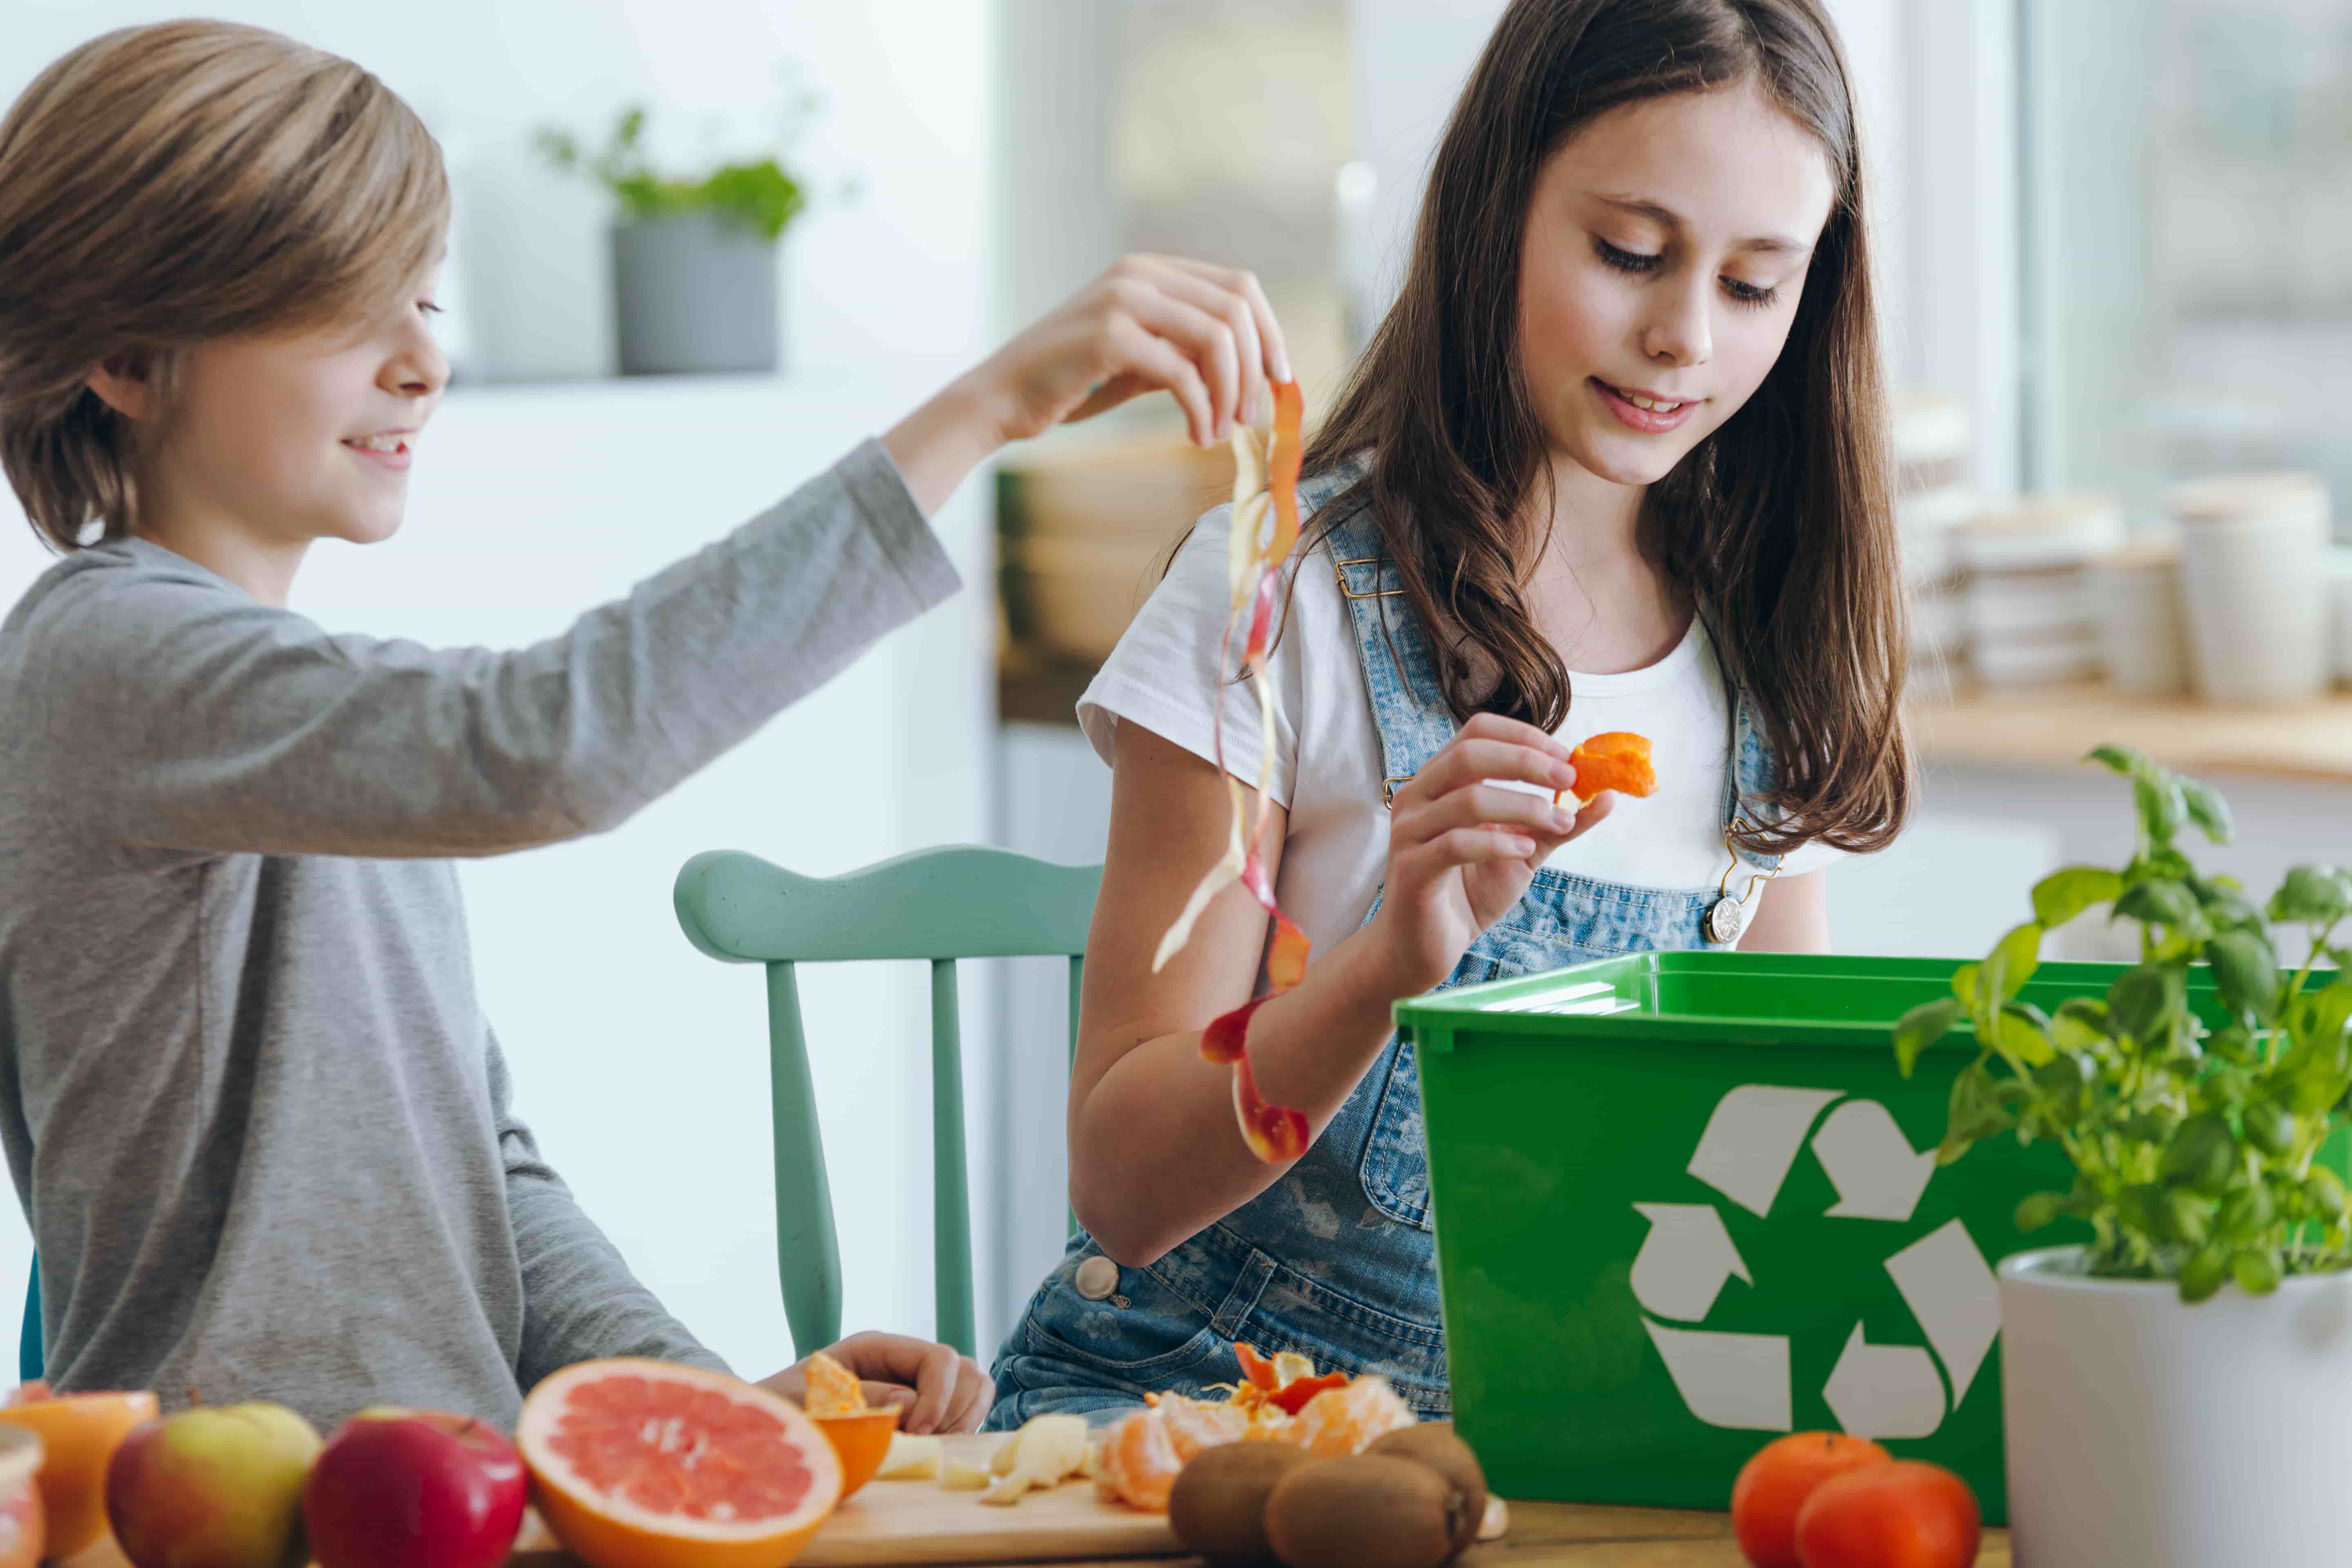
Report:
65,1500,2012,1567
1913,681,2352,783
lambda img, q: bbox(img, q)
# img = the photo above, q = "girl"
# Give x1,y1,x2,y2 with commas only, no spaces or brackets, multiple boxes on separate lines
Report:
989,0,1910,1425
0,20,1288,1433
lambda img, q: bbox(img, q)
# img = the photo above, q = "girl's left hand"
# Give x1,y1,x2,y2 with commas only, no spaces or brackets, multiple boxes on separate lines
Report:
759,1330,994,1434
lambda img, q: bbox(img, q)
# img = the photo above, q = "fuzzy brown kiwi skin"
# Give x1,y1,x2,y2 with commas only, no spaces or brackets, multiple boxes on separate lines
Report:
1367,1421,1489,1557
1263,1455,1465,1568
1168,1443,1314,1566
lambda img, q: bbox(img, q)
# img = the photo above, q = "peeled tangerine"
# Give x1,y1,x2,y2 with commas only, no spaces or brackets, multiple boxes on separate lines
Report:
1098,1379,1416,1514
1562,731,1657,806
797,1353,900,1502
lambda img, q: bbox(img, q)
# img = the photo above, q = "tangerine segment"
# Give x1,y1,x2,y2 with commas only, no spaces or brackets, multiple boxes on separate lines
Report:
800,1352,865,1418
0,1387,158,1556
1277,1377,1416,1458
1564,731,1657,806
1096,1408,1181,1512
810,1407,900,1501
517,1359,842,1568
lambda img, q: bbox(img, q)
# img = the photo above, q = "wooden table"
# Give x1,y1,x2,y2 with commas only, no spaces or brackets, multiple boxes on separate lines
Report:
63,1502,2012,1567
1016,1503,2012,1567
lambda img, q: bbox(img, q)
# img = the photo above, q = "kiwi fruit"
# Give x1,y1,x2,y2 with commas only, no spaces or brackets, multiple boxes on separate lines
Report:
1168,1443,1313,1566
1367,1421,1489,1556
1263,1455,1466,1568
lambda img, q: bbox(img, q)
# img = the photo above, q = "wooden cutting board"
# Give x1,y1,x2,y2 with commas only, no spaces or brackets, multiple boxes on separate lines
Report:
795,1437,1181,1566
66,1436,1179,1568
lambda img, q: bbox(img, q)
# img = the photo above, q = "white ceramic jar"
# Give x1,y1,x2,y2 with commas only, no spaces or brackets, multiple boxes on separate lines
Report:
2170,473,2333,705
2000,1247,2352,1568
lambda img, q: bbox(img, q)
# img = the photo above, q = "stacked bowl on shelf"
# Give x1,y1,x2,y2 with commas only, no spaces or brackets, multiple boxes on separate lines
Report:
1959,497,2125,688
1891,392,1973,698
2087,539,2193,695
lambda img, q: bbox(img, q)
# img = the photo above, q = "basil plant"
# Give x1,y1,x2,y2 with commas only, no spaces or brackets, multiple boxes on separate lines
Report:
1894,745,2352,1301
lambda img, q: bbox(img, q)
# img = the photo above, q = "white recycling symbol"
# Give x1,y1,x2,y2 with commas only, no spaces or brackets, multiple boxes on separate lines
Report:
1632,1085,2001,1439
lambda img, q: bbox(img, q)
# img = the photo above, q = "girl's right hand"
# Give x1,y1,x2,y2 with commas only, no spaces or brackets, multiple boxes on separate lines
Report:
1368,714,1615,995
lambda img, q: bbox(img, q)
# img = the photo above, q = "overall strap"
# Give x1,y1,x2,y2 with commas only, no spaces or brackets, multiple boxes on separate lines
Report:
1321,502,1459,810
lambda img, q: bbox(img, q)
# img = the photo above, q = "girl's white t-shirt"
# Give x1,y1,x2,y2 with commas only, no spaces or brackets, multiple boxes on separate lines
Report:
1078,507,1842,958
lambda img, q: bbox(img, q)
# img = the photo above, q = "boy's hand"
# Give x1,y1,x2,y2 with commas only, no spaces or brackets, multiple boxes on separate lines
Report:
882,254,1291,516
759,1330,993,1435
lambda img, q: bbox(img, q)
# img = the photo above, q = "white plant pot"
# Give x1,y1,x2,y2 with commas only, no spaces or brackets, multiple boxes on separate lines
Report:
1999,1247,2352,1568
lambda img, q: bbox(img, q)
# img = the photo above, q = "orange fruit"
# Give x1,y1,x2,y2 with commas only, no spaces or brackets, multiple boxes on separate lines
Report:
1793,1459,1980,1568
517,1359,842,1568
809,1407,899,1501
0,1424,43,1568
0,1387,158,1556
1097,1408,1180,1512
1564,731,1659,805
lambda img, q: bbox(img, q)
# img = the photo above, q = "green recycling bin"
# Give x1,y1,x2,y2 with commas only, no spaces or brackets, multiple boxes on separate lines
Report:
1397,950,2230,1527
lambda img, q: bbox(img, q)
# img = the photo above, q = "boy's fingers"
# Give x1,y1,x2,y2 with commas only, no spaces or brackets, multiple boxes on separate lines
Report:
940,1358,994,1434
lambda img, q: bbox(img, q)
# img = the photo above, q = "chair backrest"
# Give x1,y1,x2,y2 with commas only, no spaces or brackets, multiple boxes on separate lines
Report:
18,1266,36,1383
673,845,1100,1360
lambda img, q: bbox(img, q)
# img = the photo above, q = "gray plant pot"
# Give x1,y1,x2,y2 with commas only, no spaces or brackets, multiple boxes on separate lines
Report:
610,214,781,376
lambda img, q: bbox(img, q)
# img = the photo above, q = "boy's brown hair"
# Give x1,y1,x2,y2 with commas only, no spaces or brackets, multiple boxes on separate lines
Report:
0,20,448,552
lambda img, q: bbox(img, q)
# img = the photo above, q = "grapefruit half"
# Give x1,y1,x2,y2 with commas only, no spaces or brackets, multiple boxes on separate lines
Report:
517,1359,841,1568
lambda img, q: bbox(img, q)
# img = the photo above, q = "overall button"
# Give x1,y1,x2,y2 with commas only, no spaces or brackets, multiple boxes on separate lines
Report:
1075,1256,1121,1302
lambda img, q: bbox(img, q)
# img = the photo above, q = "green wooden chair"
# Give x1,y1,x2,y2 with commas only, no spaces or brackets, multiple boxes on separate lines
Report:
673,845,1100,1361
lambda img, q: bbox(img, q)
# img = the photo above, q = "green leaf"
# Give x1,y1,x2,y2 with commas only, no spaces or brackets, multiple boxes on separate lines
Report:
2015,1192,2065,1233
2086,743,2153,778
1986,922,2045,1004
2033,866,2124,929
2180,777,2235,844
2115,879,2200,929
2207,931,2282,1025
2052,998,2113,1053
2269,866,2352,926
2207,1023,2258,1065
2108,962,2185,1045
2133,771,2187,844
1893,998,1964,1078
2311,981,2352,1046
1951,962,1982,1012
1994,1004,2056,1067
2232,1250,2282,1296
2241,1098,2297,1157
2163,1188,2217,1245
2305,1168,2348,1221
2159,1114,2237,1196
2179,1248,2228,1302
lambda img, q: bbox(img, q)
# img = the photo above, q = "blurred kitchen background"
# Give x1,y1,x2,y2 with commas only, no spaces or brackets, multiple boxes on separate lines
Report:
0,0,2345,1375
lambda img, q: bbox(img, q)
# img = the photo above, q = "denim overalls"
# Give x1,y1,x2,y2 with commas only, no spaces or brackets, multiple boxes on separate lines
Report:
985,473,1783,1427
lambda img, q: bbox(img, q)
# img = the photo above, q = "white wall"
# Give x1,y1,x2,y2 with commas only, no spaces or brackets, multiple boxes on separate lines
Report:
1,0,999,1381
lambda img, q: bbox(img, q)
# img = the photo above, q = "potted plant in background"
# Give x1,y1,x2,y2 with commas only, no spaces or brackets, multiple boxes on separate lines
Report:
1893,744,2352,1568
537,105,811,376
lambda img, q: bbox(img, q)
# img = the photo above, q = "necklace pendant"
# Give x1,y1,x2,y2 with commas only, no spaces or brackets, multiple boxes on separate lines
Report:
1707,895,1747,946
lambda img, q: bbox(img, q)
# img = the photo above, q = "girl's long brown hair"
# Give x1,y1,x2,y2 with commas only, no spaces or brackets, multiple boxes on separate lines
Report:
1305,0,1910,855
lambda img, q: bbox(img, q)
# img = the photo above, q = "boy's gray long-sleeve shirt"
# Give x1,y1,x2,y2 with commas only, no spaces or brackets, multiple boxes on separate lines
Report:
0,439,958,1431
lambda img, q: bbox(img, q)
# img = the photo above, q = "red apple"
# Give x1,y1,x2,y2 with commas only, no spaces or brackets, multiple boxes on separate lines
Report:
106,1402,323,1568
303,1407,526,1568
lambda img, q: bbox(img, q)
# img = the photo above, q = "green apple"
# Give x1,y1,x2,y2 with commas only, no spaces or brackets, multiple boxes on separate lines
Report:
106,1402,323,1568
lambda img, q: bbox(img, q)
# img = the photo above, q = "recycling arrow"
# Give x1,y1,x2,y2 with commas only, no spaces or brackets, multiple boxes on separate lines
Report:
1631,1204,1752,1321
